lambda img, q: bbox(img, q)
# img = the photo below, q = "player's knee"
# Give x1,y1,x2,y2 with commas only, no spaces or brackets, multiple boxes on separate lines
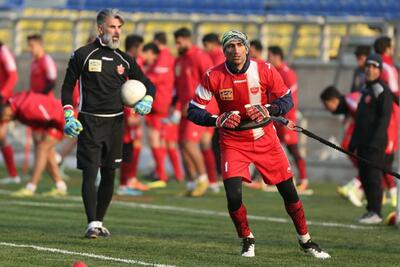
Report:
276,178,299,204
224,177,243,211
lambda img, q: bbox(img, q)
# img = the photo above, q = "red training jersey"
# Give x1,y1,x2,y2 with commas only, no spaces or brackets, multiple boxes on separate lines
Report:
8,91,64,131
174,45,214,113
0,44,18,101
192,60,290,141
145,47,175,115
29,54,57,95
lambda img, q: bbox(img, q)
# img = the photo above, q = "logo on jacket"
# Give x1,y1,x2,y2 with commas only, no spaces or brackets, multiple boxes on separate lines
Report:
116,64,125,75
219,88,234,100
250,87,260,94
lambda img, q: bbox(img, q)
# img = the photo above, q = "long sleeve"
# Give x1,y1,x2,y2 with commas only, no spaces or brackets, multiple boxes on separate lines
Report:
370,88,392,149
61,51,83,108
187,101,217,127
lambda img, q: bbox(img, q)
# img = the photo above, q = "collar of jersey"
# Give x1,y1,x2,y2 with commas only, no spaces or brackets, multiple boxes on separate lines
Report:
226,55,250,74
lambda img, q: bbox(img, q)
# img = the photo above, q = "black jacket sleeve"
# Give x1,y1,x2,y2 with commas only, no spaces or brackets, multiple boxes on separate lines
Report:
370,88,392,149
268,91,294,116
61,51,83,107
187,102,217,127
127,57,156,99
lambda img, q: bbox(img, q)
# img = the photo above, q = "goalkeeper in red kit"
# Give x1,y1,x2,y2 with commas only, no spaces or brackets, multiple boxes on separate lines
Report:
187,30,330,259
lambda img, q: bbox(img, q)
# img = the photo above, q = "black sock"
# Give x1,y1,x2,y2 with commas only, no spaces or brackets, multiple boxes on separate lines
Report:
81,166,98,223
96,167,116,222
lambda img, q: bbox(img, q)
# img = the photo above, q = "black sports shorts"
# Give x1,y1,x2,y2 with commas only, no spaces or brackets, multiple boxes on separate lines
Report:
77,113,124,169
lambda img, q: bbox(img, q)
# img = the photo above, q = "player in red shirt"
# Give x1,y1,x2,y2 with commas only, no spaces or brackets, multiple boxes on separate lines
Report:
268,46,309,192
202,33,225,66
142,42,178,188
27,34,57,96
249,39,264,62
118,34,148,195
373,36,399,205
0,92,67,196
172,27,216,197
188,30,330,259
201,33,225,192
320,86,364,206
153,32,184,184
0,43,20,184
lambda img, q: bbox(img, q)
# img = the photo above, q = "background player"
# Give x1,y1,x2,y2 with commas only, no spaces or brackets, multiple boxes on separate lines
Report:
27,34,57,96
153,32,184,183
118,34,149,194
0,42,20,184
1,92,67,197
268,46,309,192
249,39,263,61
188,30,330,258
172,27,214,197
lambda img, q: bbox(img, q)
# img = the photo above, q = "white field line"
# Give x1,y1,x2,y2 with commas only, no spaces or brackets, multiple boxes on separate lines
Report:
0,242,176,267
0,189,376,230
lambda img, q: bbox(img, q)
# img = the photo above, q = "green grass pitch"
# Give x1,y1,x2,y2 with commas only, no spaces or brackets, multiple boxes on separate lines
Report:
0,169,399,266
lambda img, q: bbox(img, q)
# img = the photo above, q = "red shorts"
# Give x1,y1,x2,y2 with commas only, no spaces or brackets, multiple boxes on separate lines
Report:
179,117,207,143
162,123,179,142
274,123,298,145
220,134,293,185
145,113,167,130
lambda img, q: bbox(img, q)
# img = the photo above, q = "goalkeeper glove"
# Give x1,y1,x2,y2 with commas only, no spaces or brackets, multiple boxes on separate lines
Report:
245,104,270,123
63,107,83,138
134,95,153,115
216,111,241,129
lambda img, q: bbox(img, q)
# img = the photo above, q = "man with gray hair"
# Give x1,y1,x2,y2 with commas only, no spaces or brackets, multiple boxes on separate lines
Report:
61,8,156,238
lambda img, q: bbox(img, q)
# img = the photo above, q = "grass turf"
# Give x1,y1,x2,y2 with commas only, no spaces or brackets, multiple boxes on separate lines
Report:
0,169,399,266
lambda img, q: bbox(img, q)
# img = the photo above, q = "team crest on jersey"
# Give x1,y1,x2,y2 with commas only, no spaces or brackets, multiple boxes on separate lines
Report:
116,64,125,75
219,88,234,100
250,87,260,94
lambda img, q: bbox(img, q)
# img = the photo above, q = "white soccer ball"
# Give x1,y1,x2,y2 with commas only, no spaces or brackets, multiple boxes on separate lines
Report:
121,79,146,106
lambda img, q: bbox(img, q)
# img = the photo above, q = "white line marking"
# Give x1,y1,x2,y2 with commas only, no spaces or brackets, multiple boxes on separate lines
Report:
0,193,376,230
0,242,176,267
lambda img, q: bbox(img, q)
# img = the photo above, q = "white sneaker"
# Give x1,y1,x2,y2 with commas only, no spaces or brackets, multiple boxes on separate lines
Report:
241,237,255,257
358,212,383,224
209,183,220,193
347,187,364,207
299,240,331,259
0,176,21,184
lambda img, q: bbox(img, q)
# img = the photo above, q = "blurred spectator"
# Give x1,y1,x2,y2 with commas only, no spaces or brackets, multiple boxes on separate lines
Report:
351,45,370,93
27,34,57,96
0,42,19,184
